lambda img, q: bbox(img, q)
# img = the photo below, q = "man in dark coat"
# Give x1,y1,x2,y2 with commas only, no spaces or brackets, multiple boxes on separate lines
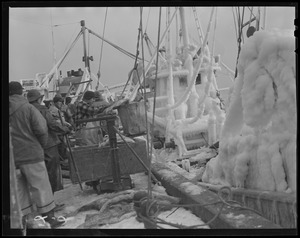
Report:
27,89,70,195
9,82,66,228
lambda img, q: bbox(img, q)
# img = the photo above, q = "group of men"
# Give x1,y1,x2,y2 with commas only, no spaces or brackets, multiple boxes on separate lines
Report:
9,81,113,229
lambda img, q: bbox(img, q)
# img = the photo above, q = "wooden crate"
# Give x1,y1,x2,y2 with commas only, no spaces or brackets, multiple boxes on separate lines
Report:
69,137,148,183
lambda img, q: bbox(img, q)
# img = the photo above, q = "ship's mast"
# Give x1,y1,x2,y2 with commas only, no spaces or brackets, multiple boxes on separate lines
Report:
81,20,90,72
79,20,93,96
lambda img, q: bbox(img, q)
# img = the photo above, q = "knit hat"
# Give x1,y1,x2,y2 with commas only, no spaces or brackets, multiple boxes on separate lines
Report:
9,81,24,95
27,89,44,102
53,95,64,103
83,91,95,100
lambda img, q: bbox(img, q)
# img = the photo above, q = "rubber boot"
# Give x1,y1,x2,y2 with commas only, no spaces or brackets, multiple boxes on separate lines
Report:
42,209,65,229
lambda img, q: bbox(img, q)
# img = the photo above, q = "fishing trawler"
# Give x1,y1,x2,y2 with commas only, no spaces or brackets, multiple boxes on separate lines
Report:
14,6,296,230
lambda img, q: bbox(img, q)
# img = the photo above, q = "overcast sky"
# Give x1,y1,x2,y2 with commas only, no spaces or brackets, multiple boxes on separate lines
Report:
8,5,295,90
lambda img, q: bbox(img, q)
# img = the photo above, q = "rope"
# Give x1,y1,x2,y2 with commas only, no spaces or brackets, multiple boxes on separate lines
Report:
234,7,245,78
96,7,108,91
136,185,264,229
138,7,152,198
144,33,154,56
248,7,254,29
41,30,83,87
119,9,142,99
148,6,163,204
87,27,144,61
128,8,178,102
144,7,151,34
232,7,238,47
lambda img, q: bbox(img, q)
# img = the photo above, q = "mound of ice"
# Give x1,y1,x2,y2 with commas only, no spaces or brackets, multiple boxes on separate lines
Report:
202,29,296,193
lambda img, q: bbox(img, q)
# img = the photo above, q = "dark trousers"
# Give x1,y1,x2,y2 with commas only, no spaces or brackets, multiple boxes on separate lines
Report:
57,135,69,162
44,145,63,193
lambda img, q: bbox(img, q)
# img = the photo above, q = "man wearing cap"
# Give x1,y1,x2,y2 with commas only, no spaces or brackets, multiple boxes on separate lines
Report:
49,94,72,165
27,89,70,196
9,82,66,229
83,91,111,145
49,94,69,126
73,90,112,146
64,96,75,127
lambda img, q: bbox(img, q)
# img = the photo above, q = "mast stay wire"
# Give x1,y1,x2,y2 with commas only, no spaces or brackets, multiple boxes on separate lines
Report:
232,7,239,48
139,6,150,159
234,6,245,78
96,7,109,91
144,7,151,34
138,6,153,205
119,8,143,99
87,27,145,61
247,7,254,29
41,30,83,87
148,6,163,205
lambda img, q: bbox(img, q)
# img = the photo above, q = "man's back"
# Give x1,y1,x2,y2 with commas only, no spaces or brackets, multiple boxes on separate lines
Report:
9,94,48,167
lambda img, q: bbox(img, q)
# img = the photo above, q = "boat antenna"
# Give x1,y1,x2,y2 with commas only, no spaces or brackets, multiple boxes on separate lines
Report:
96,7,109,91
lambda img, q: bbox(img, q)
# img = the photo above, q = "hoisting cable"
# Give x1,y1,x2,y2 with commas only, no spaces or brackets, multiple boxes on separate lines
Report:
234,6,245,78
127,8,178,102
87,27,145,61
138,7,153,193
59,24,81,59
96,7,108,91
247,6,256,21
144,32,154,56
144,7,151,34
148,6,162,206
119,12,142,99
232,7,239,46
144,8,154,56
210,8,225,112
41,30,83,87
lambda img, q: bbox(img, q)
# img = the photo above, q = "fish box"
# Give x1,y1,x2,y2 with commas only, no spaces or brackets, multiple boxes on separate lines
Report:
69,137,148,183
117,101,147,136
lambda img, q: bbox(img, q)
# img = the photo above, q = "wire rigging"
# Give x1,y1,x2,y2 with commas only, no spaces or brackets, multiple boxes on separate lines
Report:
96,7,109,91
234,6,245,78
119,9,143,99
148,6,162,205
138,8,152,200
